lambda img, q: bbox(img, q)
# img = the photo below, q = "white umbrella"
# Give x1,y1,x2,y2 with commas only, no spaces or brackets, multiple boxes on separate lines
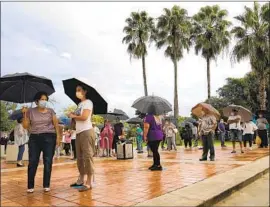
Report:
223,105,252,122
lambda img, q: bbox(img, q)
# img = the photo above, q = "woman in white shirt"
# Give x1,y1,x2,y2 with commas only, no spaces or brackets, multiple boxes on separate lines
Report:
14,118,29,167
68,85,95,192
243,120,258,150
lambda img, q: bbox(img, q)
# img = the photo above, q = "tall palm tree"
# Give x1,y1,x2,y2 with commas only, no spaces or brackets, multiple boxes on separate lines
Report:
231,2,269,110
192,5,231,99
122,11,155,96
155,6,192,118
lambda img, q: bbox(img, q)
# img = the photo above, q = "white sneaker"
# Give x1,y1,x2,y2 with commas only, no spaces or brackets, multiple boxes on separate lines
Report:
44,188,50,192
27,189,34,193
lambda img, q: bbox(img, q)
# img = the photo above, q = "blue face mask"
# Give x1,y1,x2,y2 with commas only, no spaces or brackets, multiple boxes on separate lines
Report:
39,100,48,108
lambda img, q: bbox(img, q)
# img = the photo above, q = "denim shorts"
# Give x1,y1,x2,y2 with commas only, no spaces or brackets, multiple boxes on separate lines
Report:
230,129,242,142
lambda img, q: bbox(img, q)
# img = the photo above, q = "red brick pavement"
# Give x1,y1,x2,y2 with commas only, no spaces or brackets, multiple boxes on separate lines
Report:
1,147,269,206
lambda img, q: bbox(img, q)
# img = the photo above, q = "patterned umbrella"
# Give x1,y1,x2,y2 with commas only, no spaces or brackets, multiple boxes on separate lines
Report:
191,102,220,119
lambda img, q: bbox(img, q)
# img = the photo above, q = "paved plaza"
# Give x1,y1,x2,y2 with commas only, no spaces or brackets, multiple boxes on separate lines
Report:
1,146,269,206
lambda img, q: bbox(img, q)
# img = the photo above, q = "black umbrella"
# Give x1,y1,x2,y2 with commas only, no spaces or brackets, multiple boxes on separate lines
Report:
126,117,143,124
100,109,129,121
0,72,55,103
62,78,107,114
132,95,172,115
9,109,23,121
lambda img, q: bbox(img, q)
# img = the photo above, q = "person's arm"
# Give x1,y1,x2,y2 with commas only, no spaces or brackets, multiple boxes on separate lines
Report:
52,115,61,146
143,123,150,142
22,107,30,130
69,109,91,121
264,118,268,124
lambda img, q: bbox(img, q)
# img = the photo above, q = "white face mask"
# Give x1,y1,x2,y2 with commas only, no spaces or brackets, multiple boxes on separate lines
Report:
76,92,84,100
39,100,48,108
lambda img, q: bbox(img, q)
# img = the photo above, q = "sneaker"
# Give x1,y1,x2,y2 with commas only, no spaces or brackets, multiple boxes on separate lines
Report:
27,189,34,193
151,166,163,171
148,165,155,170
241,150,244,153
44,188,50,192
231,150,236,153
199,158,207,161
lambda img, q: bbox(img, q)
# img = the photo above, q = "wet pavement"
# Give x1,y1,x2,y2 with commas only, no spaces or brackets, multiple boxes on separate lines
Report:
1,146,269,206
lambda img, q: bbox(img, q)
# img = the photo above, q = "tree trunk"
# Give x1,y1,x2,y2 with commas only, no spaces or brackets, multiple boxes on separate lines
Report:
207,57,211,99
142,55,148,96
259,74,267,110
173,57,179,119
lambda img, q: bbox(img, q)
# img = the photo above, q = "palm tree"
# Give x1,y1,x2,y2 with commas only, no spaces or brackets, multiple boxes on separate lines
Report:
155,6,192,118
192,5,231,99
231,2,269,110
122,11,155,96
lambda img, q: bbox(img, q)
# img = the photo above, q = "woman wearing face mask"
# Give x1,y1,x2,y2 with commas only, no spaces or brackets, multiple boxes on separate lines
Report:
68,85,95,192
22,92,61,193
256,113,269,148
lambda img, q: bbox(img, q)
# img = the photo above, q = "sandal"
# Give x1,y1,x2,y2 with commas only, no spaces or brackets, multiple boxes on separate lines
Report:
78,185,92,192
70,182,84,187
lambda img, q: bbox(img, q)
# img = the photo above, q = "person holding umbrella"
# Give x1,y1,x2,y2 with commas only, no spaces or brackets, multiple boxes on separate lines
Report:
143,105,164,171
22,91,61,193
68,85,96,192
192,103,218,161
227,109,244,154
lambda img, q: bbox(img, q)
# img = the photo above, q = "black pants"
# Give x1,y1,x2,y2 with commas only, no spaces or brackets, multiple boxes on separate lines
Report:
113,135,121,152
184,139,192,148
28,133,56,189
71,139,76,159
148,140,161,166
201,132,215,160
258,130,268,147
64,143,71,155
243,134,252,148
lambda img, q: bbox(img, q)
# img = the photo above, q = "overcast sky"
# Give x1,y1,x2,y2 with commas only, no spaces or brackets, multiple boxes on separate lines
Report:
1,2,257,117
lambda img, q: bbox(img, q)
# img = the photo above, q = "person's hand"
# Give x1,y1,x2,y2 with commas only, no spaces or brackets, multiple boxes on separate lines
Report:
21,107,28,114
68,113,76,119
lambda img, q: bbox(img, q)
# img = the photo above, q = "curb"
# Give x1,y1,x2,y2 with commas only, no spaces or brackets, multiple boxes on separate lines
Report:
136,155,269,207
199,165,269,207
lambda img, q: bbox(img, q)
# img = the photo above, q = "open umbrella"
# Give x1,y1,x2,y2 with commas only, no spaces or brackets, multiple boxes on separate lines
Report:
62,78,107,114
99,109,129,121
191,102,220,119
126,117,143,124
132,95,172,115
223,105,252,122
0,72,55,103
9,109,23,121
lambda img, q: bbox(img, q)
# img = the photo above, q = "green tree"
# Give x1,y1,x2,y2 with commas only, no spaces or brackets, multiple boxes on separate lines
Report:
231,2,270,110
0,101,16,132
192,5,231,99
63,105,77,116
155,6,192,118
122,11,155,96
92,115,104,125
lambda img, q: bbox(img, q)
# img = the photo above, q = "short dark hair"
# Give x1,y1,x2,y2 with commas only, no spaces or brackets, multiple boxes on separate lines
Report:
17,118,22,124
33,91,49,102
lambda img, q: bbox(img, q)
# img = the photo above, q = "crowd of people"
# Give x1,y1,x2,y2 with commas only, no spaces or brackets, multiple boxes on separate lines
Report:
1,85,269,194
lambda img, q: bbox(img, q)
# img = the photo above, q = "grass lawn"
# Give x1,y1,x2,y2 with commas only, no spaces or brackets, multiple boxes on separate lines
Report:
132,139,233,148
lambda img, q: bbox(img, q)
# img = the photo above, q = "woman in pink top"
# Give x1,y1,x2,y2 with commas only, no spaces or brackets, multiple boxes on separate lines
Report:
100,120,114,157
64,130,72,155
